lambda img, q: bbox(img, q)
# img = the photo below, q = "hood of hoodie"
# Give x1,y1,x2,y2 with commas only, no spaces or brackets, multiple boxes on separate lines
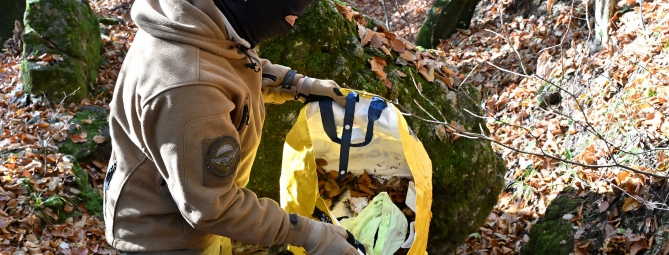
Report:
213,0,314,48
131,0,245,59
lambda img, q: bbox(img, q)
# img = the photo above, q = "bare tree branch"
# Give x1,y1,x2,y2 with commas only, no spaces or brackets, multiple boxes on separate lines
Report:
401,110,669,179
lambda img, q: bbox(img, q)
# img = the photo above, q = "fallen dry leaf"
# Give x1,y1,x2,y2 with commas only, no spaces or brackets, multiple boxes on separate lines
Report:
334,2,356,21
370,33,384,49
93,135,106,144
400,51,416,62
622,197,642,212
629,240,647,255
599,201,609,213
70,132,88,143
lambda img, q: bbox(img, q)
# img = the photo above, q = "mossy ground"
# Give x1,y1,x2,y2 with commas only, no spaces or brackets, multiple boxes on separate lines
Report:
67,155,103,217
257,0,506,253
56,107,108,218
58,106,110,160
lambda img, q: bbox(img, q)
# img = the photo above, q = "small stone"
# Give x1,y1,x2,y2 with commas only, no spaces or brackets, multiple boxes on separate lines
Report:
69,187,80,195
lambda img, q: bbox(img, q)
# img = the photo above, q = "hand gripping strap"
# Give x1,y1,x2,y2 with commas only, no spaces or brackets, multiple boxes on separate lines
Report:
318,92,388,180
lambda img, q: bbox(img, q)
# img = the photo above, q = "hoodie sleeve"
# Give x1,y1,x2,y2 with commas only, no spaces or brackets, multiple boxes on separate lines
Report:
259,58,305,104
140,85,311,247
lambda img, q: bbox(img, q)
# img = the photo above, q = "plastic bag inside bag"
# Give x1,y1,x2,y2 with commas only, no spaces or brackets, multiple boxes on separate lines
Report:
340,192,407,255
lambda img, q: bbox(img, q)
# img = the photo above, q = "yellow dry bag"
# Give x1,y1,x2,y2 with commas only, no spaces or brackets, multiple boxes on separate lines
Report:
279,89,432,255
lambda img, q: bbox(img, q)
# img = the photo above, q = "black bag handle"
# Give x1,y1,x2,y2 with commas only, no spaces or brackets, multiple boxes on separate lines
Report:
318,92,388,180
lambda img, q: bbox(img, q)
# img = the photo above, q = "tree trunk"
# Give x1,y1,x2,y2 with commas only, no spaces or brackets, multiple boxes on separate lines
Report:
416,0,480,49
251,0,506,253
590,0,615,54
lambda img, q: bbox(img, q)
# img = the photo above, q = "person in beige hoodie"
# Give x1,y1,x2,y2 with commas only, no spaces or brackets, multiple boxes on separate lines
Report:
104,0,357,254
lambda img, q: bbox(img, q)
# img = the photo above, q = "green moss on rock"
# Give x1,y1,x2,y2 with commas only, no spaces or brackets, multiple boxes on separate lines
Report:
520,194,583,255
416,0,480,48
256,0,506,253
66,155,103,217
21,0,102,103
246,101,304,198
58,106,110,160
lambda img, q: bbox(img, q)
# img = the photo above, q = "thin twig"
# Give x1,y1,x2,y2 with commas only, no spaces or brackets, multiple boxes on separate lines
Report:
458,64,480,88
484,28,528,75
485,61,530,78
403,111,669,179
413,100,438,121
457,64,486,111
638,0,646,31
381,0,390,30
611,183,669,210
0,144,40,155
390,0,414,38
408,69,446,122
619,53,669,86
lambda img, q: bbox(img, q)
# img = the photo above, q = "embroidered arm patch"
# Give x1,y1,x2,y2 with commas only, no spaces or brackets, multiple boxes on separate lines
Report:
203,135,240,185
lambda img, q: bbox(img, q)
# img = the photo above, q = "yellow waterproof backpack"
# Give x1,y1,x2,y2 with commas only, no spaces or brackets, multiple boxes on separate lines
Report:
279,89,432,255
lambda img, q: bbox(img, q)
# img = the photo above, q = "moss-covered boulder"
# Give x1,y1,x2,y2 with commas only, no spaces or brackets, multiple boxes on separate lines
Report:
416,0,480,48
253,0,506,253
21,0,102,103
58,106,110,160
520,193,583,255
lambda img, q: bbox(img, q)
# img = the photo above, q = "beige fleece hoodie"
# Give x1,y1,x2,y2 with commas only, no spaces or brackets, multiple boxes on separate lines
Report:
104,0,311,251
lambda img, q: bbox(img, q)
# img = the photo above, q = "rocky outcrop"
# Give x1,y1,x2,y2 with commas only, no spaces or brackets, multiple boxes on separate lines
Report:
253,0,506,253
21,0,102,103
416,0,480,48
520,191,584,255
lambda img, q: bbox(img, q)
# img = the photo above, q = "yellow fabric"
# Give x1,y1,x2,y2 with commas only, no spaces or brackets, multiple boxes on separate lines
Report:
279,89,432,255
397,109,432,255
201,236,231,255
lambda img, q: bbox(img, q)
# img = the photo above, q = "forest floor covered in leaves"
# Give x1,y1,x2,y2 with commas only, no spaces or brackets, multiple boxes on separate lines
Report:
1,0,669,254
409,0,669,254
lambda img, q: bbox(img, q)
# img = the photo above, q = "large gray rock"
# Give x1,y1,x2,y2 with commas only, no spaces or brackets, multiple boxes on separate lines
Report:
251,0,506,253
21,0,102,103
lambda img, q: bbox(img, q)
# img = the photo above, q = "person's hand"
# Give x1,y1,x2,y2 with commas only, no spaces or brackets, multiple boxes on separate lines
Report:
303,220,359,255
296,77,347,107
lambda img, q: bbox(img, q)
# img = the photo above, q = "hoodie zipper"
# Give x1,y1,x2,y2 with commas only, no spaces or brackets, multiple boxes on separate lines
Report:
236,104,250,132
235,95,250,133
262,74,278,82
